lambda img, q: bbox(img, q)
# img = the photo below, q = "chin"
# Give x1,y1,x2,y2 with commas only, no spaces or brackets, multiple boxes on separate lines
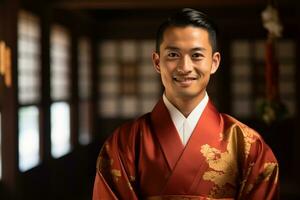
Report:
176,91,202,100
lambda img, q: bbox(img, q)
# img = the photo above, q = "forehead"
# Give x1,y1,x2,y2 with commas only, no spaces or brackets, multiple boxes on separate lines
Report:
161,26,211,51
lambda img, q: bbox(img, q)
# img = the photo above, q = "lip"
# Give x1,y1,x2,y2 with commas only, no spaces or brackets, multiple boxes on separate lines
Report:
173,76,198,87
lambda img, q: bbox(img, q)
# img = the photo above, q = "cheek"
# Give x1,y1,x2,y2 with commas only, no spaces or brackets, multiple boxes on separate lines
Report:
160,69,176,89
159,68,171,83
162,59,178,69
196,61,213,74
161,71,172,85
161,62,176,76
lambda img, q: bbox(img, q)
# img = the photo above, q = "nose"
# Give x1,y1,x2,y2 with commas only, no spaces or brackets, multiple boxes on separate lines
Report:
177,55,192,74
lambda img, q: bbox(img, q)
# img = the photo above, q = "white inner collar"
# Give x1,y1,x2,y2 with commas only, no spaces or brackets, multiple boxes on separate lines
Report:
163,92,209,145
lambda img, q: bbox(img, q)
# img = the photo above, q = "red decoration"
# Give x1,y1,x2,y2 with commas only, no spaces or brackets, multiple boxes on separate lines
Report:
265,40,279,101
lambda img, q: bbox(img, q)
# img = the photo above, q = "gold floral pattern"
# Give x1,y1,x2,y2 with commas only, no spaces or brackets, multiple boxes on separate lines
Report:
200,123,260,198
97,142,123,185
111,169,121,182
239,125,256,159
263,162,278,183
200,143,237,197
130,175,136,182
237,162,254,199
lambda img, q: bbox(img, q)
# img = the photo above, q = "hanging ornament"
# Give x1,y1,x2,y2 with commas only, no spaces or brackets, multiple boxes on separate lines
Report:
258,3,287,124
261,4,283,40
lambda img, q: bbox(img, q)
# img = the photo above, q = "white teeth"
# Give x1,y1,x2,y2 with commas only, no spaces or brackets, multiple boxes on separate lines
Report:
173,77,196,82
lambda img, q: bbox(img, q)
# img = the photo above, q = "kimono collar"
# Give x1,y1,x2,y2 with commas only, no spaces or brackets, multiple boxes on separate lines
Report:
162,92,209,145
151,97,222,170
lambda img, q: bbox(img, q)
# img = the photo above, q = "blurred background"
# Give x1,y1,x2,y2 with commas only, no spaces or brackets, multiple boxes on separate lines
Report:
0,0,299,199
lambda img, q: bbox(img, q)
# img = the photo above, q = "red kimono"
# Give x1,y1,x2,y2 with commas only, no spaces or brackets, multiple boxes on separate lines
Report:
93,99,279,200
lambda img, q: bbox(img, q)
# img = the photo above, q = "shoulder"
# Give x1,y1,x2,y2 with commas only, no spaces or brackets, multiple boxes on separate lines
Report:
116,113,150,138
221,113,263,141
104,113,150,150
220,114,276,162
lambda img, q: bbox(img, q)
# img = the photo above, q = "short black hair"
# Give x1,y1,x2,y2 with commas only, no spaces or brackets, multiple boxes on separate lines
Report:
155,8,218,53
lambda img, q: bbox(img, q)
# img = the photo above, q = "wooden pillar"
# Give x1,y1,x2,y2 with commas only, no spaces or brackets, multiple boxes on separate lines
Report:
1,0,20,199
91,35,99,140
39,2,52,164
70,17,79,148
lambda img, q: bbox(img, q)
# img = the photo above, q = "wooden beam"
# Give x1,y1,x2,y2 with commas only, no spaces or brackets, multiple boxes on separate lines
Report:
54,0,267,10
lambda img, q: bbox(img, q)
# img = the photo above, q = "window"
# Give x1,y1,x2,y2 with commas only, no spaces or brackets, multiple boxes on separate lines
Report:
50,24,71,157
230,39,296,118
98,40,119,117
139,40,160,114
230,40,253,117
277,40,296,115
78,37,92,145
119,40,138,117
50,25,71,100
50,102,70,158
17,10,41,171
18,107,39,171
98,40,160,118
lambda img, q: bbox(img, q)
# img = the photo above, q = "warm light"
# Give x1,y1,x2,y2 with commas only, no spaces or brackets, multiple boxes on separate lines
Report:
18,106,40,171
51,102,71,158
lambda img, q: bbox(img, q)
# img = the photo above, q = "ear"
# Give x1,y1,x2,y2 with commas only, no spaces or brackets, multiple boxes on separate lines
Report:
152,52,161,73
210,52,221,74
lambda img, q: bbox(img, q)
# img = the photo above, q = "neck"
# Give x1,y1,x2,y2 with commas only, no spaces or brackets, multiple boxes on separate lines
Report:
166,92,206,117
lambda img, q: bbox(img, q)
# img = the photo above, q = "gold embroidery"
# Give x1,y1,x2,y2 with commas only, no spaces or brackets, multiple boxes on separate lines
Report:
221,123,256,160
97,142,112,171
111,169,121,182
200,122,262,198
97,155,111,171
97,156,113,171
237,162,254,199
105,143,110,151
263,162,278,182
127,181,133,190
251,162,279,186
130,175,136,182
245,184,253,194
200,144,237,197
219,132,224,141
237,162,278,199
242,126,255,158
146,196,202,200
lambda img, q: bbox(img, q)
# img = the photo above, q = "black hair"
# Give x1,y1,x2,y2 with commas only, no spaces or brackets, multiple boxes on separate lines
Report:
155,8,218,53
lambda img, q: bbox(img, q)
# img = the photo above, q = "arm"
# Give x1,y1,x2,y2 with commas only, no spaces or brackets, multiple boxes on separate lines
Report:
92,130,138,200
93,171,118,200
237,134,279,200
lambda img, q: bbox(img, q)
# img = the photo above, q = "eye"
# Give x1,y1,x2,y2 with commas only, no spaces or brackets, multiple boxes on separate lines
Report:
167,52,179,58
192,52,203,59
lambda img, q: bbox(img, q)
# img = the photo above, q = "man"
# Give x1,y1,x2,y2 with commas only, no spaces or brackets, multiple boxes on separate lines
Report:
93,8,279,200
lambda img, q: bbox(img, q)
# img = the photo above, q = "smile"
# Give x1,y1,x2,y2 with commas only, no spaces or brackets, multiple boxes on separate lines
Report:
173,76,198,82
172,76,198,87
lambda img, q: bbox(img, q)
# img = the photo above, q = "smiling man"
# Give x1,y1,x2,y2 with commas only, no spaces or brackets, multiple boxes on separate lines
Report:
152,25,220,118
93,8,279,200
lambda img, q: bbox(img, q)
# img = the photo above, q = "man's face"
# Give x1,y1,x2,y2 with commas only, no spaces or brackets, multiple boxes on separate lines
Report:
152,26,220,103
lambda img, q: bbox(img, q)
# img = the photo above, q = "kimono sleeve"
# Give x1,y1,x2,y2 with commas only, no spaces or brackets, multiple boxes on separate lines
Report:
237,132,279,200
92,128,138,200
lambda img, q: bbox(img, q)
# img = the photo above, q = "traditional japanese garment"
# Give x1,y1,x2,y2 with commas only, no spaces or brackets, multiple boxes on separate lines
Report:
93,99,279,200
162,93,209,146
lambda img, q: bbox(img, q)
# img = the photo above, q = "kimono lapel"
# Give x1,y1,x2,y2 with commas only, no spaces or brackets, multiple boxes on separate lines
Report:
151,98,184,171
162,101,224,194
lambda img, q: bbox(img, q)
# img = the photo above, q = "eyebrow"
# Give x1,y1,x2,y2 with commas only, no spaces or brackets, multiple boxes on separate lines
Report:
164,46,207,52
